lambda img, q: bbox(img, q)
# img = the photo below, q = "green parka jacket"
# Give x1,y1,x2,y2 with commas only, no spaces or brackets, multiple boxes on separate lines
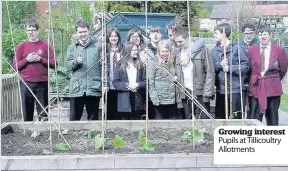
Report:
66,37,102,97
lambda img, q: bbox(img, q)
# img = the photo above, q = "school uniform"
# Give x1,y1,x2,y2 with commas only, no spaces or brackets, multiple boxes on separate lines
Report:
148,58,177,119
211,41,250,119
14,40,56,121
112,62,146,119
107,50,121,120
239,38,259,117
247,42,288,125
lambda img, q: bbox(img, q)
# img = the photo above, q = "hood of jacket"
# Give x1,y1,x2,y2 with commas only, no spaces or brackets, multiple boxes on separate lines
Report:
74,36,97,47
190,37,205,54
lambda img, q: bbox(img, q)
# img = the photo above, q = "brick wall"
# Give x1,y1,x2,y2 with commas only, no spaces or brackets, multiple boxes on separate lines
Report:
36,1,65,16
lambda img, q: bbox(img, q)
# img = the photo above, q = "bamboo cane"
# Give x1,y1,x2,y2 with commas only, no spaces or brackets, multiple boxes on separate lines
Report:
45,3,53,150
223,27,229,120
5,1,25,135
144,0,149,146
186,0,195,150
101,1,106,152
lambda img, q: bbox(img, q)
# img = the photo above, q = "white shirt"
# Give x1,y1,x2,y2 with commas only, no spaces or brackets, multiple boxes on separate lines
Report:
126,63,137,84
260,42,271,76
223,39,230,49
180,47,194,91
182,61,194,91
79,38,90,46
109,52,121,89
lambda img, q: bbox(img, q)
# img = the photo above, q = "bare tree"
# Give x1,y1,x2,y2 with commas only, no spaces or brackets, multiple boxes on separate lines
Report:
226,1,258,31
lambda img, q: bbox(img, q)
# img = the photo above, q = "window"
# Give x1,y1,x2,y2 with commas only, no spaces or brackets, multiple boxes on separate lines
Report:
51,1,58,7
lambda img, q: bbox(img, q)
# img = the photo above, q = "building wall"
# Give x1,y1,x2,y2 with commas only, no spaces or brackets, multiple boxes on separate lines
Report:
104,13,176,43
209,19,217,32
284,17,288,32
283,17,288,26
36,1,65,16
120,13,176,41
36,1,48,15
199,18,211,31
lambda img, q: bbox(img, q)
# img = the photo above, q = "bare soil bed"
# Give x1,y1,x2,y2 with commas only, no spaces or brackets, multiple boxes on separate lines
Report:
2,128,213,156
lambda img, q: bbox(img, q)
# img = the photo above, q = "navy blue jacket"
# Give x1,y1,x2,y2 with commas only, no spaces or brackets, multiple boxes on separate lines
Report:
238,38,259,89
211,41,250,94
112,62,146,112
238,38,259,53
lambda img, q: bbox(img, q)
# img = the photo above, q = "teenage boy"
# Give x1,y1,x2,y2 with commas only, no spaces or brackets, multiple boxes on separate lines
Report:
211,23,249,119
247,25,288,125
13,19,56,121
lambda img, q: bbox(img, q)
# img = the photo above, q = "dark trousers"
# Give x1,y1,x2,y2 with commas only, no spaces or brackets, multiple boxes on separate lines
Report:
20,81,48,121
69,94,100,121
248,96,280,126
141,89,155,119
148,99,155,119
120,111,141,120
118,92,141,120
154,104,177,119
107,90,118,120
215,92,246,119
181,89,210,119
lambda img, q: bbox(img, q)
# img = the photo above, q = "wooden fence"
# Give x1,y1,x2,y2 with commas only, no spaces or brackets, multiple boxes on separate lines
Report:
1,74,21,122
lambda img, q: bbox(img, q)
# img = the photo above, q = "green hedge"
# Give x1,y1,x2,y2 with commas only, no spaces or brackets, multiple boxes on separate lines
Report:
2,56,13,74
190,31,214,38
2,29,27,65
2,29,27,74
231,32,243,40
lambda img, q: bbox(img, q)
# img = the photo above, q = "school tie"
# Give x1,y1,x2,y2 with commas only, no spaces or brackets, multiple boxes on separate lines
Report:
246,44,250,52
221,46,225,60
112,52,117,71
260,46,266,72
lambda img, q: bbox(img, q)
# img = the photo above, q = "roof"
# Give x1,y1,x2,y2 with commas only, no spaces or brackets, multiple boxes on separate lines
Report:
119,12,176,17
210,4,288,19
92,13,149,43
92,12,176,42
255,4,288,16
210,5,232,19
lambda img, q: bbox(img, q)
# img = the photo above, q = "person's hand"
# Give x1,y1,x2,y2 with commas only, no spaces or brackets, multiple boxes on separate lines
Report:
178,57,190,66
223,65,229,72
221,59,229,72
76,56,83,64
33,53,41,62
172,76,177,82
127,86,137,92
26,53,35,62
130,83,139,90
126,84,135,92
221,58,228,67
127,83,138,92
154,102,160,106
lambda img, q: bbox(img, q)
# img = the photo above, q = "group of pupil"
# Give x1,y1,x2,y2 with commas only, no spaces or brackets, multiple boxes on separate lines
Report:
14,19,288,126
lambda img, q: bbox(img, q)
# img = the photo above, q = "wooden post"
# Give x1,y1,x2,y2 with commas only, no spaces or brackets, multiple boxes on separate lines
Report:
1,74,20,122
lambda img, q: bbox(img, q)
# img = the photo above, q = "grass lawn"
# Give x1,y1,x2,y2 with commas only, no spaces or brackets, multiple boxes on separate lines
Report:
280,93,288,114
